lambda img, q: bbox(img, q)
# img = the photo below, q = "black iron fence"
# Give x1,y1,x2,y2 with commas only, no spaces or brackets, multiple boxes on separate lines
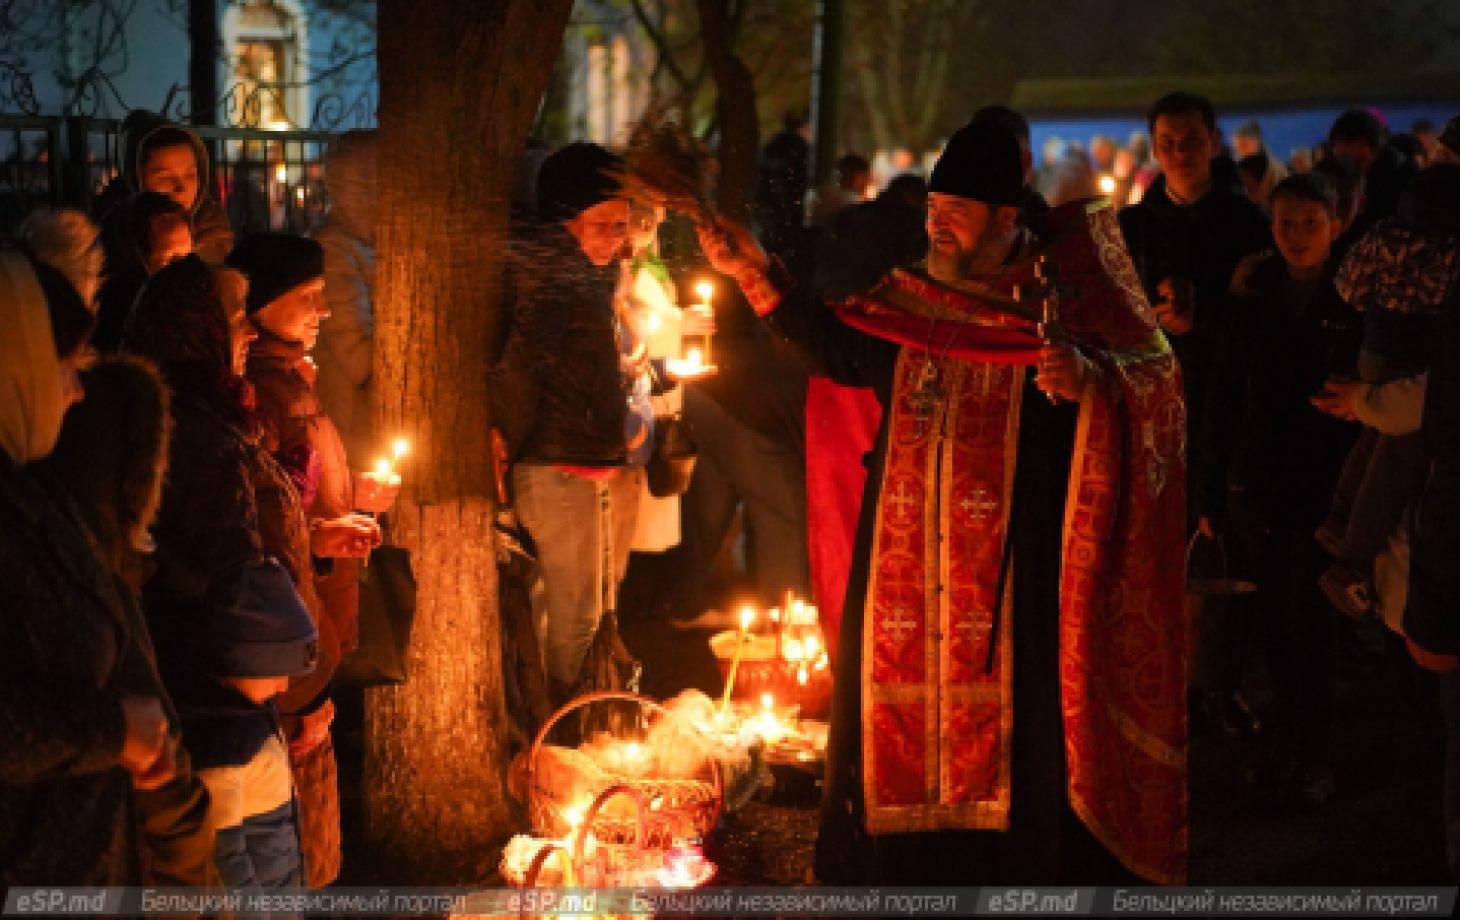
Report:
1,114,340,239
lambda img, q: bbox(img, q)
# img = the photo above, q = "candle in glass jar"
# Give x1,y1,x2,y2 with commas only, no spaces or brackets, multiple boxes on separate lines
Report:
684,280,714,367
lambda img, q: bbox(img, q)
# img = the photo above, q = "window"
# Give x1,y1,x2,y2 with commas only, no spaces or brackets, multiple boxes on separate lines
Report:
225,0,308,130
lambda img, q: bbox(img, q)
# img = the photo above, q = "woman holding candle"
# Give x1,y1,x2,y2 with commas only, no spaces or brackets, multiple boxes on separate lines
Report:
226,233,398,886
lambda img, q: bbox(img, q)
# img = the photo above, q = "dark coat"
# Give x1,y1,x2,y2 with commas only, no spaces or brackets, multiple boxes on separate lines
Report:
1404,286,1460,655
36,357,217,886
126,256,337,885
1118,159,1272,433
244,327,348,887
0,454,135,885
1351,143,1418,242
248,327,357,663
491,222,629,467
122,257,328,713
814,192,929,301
1198,255,1361,532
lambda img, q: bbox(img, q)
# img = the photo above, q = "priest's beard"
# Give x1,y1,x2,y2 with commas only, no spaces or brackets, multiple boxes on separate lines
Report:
926,242,979,282
926,226,1019,284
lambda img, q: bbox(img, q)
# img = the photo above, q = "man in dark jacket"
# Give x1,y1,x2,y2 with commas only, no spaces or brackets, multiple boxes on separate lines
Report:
1119,91,1272,458
758,111,811,259
491,143,640,700
1329,108,1418,243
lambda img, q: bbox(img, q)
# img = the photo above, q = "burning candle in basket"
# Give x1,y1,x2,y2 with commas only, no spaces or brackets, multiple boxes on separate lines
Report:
667,280,716,379
719,606,756,716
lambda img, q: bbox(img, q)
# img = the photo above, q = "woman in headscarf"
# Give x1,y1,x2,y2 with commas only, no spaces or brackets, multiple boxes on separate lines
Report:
0,248,177,885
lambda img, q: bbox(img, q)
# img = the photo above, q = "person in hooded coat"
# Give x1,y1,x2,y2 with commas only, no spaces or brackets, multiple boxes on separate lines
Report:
1,249,177,885
124,255,335,882
93,110,234,352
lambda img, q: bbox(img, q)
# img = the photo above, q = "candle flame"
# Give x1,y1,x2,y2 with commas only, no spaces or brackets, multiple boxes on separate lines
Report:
797,666,810,686
1099,174,1117,196
783,637,804,661
739,606,756,630
392,438,410,461
694,280,713,303
760,692,774,711
563,801,587,830
804,634,820,659
374,457,392,478
625,741,642,759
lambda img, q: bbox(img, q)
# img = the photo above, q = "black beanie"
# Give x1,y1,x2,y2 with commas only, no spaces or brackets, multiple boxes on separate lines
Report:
536,142,623,221
204,559,319,678
929,120,1025,207
225,233,324,314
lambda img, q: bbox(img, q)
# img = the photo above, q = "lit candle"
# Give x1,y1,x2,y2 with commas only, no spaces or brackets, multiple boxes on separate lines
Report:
685,280,714,367
371,456,402,488
719,606,756,716
1098,173,1117,197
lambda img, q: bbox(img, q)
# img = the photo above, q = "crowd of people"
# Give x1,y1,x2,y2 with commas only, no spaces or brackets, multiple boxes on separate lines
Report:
3,113,391,890
2,85,1458,890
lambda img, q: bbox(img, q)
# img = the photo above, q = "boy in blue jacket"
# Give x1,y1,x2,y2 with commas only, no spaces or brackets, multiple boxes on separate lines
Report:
182,560,318,891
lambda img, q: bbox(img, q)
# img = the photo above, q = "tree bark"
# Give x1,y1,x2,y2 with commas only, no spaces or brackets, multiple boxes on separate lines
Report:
365,0,571,883
697,0,760,223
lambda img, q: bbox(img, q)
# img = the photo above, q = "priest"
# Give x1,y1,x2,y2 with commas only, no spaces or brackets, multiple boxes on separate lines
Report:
699,119,1188,885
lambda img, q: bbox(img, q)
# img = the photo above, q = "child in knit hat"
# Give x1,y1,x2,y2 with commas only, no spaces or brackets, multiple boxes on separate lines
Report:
183,559,318,892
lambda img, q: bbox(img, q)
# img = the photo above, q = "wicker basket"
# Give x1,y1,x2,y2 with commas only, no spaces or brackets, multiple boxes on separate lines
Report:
526,690,723,849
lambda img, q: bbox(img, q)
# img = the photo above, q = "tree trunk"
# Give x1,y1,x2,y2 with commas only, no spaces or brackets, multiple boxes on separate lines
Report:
697,0,760,224
365,0,571,883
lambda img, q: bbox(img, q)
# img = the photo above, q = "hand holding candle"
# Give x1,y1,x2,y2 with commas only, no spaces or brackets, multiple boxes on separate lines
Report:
358,438,409,514
310,512,382,559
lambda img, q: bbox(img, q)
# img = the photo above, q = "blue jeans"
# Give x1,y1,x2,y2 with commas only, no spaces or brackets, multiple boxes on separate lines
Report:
512,465,642,685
